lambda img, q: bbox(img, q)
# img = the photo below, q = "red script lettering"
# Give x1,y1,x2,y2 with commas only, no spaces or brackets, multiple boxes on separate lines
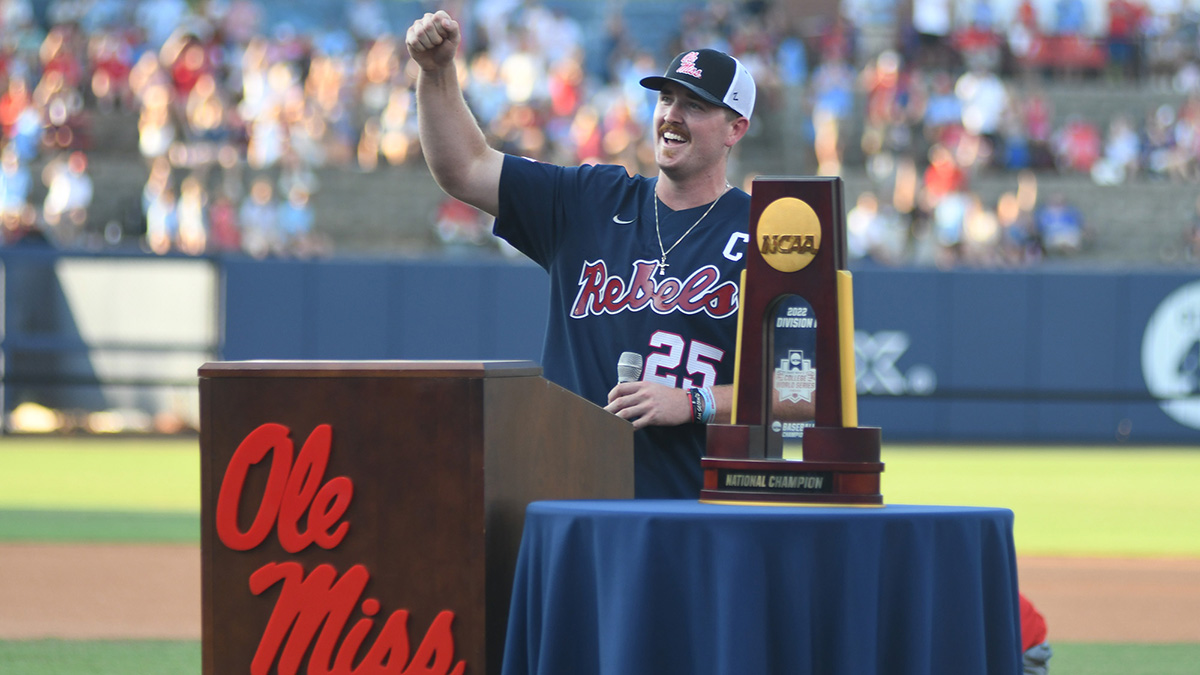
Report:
216,423,353,553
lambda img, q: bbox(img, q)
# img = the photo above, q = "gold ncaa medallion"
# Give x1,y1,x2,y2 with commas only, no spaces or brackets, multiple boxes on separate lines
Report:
758,197,821,272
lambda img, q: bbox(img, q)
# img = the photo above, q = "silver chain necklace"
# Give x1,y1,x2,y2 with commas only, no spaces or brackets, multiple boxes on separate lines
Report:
653,183,732,276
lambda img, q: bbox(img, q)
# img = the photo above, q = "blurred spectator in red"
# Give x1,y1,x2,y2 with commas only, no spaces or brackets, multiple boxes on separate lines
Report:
817,13,857,65
88,30,135,112
36,69,91,151
1052,115,1101,172
566,103,603,165
1020,593,1052,675
953,0,1003,72
165,33,212,102
40,27,83,90
923,142,967,202
1107,0,1146,81
1018,85,1055,168
0,77,33,147
208,186,241,253
547,52,584,120
860,50,904,159
37,27,90,151
435,195,490,254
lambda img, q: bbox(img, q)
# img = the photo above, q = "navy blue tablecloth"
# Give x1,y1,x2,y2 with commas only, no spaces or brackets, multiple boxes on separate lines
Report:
501,500,1021,675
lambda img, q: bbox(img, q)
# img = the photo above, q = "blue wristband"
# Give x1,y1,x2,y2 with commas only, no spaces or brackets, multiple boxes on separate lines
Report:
698,387,716,424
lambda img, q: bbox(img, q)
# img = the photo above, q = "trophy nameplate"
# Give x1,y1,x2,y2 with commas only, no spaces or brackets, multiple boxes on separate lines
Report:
701,177,883,505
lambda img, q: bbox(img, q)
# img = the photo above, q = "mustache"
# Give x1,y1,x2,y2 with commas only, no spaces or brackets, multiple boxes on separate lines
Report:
658,122,689,141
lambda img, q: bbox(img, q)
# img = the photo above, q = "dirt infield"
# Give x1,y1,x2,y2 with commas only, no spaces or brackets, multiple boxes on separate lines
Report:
1,544,1197,642
0,544,200,640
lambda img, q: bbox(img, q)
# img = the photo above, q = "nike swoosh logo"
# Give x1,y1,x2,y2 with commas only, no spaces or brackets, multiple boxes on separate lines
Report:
612,215,636,224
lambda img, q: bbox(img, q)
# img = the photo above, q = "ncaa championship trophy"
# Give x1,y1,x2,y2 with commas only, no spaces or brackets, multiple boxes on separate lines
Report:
701,177,883,505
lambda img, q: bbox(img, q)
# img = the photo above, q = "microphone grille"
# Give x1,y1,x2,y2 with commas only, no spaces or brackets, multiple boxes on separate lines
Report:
617,351,643,383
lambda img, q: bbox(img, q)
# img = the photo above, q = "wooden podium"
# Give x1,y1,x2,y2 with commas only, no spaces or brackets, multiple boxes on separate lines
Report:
199,360,632,675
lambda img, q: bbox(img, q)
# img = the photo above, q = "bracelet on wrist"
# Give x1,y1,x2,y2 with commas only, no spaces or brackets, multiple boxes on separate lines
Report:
688,387,715,425
688,387,704,424
698,386,716,424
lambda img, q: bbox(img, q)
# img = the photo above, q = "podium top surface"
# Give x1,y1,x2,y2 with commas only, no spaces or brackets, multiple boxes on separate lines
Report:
198,359,542,379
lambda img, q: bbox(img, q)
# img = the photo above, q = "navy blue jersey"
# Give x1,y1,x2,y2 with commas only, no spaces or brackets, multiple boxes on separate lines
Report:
495,155,750,498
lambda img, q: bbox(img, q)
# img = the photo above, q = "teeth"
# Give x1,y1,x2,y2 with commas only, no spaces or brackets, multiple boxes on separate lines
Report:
664,132,686,142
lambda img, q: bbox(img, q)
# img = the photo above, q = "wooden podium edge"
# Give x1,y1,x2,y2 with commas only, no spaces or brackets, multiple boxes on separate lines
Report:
199,359,543,379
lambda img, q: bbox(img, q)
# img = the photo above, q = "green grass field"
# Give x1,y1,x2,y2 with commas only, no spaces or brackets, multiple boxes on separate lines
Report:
0,436,1197,674
881,445,1200,558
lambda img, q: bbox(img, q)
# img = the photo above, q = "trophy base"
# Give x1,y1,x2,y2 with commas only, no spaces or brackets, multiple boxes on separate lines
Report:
701,426,884,505
700,458,883,505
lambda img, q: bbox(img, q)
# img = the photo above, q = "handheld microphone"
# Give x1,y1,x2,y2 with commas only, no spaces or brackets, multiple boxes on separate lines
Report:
617,351,643,384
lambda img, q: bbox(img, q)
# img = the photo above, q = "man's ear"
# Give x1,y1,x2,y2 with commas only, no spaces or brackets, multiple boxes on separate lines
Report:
726,116,750,148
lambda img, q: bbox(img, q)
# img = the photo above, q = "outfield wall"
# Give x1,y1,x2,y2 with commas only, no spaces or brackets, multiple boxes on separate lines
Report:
3,249,1198,442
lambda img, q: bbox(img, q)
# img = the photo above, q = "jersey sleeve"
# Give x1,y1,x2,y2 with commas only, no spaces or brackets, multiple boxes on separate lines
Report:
495,156,635,269
494,154,571,269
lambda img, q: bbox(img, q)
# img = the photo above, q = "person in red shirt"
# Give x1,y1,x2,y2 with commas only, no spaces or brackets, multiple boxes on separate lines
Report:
1108,0,1146,81
1021,592,1052,674
922,143,968,204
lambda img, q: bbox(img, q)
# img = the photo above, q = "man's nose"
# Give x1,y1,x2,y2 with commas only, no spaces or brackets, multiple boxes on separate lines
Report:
661,99,684,123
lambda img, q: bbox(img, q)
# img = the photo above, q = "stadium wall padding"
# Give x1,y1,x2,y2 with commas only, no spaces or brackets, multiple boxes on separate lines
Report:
220,261,1200,443
4,250,1198,443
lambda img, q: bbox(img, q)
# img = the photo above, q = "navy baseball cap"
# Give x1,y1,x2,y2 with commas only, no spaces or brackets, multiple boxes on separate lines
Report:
640,49,756,120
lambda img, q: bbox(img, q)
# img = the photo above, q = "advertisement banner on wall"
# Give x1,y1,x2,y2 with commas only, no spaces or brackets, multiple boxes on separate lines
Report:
1141,279,1200,432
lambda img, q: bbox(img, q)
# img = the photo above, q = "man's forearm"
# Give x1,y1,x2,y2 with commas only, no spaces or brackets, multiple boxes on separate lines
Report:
711,384,734,425
415,64,501,215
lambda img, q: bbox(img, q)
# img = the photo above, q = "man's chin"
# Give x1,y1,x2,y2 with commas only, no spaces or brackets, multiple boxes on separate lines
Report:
655,148,683,171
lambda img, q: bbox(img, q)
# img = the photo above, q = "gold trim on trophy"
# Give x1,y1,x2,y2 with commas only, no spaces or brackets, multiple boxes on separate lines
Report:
837,270,858,428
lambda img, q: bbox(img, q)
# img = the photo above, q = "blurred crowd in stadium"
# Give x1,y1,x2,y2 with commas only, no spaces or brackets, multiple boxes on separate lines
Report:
1,0,1200,267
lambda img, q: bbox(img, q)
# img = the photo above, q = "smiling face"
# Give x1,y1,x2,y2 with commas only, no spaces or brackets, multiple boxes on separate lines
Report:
651,81,744,183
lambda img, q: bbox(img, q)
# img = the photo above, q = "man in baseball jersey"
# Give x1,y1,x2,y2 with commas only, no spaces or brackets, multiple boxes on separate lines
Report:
406,10,756,498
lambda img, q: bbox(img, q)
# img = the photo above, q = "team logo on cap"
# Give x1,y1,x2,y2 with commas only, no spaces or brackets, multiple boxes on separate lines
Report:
676,51,703,79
